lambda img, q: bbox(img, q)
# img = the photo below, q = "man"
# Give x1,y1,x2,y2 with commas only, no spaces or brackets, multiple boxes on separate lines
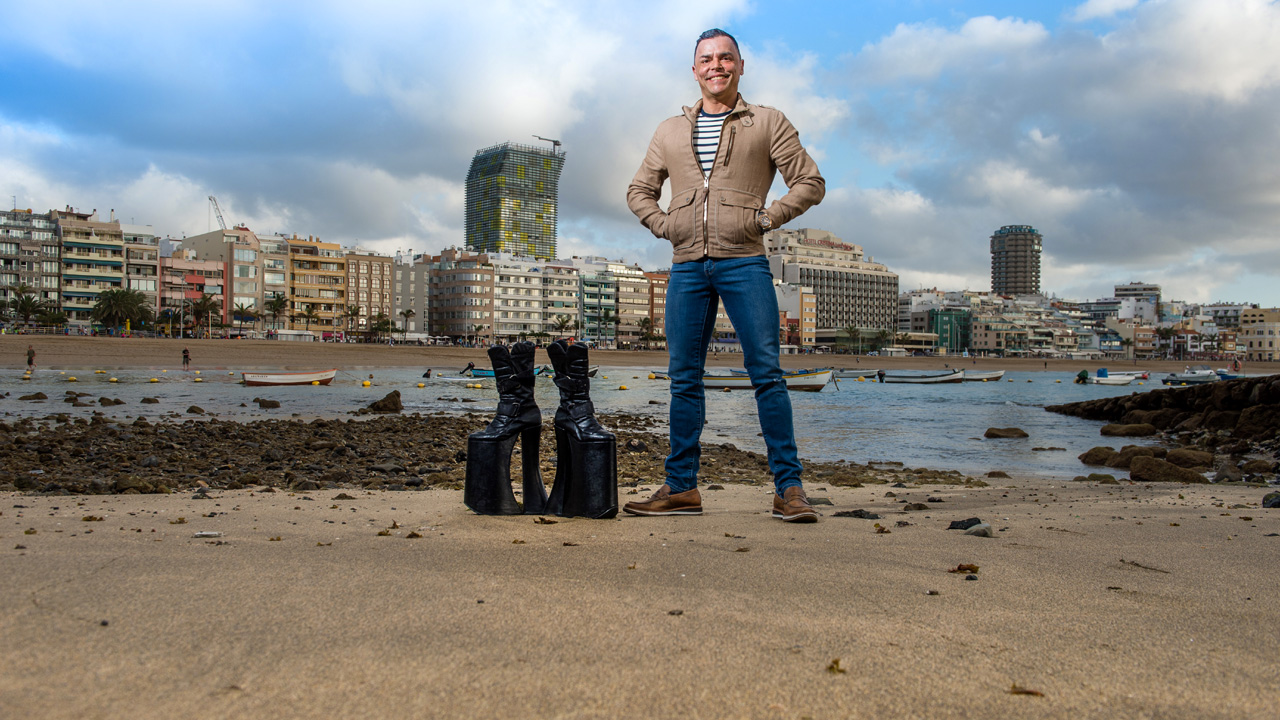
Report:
26,345,35,371
624,28,825,522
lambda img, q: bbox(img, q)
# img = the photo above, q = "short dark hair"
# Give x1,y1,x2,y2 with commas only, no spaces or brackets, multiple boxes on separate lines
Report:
695,28,740,59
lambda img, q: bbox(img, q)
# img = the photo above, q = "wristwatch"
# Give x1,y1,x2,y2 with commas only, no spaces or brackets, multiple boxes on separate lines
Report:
757,211,773,231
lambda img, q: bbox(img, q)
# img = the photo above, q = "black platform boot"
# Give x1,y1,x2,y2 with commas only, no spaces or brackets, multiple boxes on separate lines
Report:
544,340,617,519
464,342,547,515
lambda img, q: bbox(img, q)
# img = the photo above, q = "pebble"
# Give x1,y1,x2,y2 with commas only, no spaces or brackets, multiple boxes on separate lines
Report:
964,523,995,538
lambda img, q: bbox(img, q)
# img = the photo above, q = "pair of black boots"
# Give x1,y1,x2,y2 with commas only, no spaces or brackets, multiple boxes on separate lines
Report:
463,340,617,518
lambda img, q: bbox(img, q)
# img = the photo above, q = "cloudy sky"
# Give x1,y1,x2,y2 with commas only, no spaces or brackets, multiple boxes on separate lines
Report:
2,0,1278,306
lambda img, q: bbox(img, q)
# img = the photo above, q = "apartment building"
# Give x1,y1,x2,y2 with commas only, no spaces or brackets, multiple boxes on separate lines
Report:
121,224,160,317
644,271,668,347
286,236,347,334
766,228,898,338
427,247,494,344
990,225,1042,296
55,209,124,326
181,226,266,326
465,142,565,260
256,233,292,313
0,209,61,313
490,253,549,342
1239,307,1280,361
393,254,431,337
971,314,1030,355
345,249,394,334
158,249,224,337
542,261,581,338
776,282,817,349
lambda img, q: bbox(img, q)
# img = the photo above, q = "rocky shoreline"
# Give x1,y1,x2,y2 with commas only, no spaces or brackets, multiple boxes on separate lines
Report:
1046,374,1280,486
0,400,982,496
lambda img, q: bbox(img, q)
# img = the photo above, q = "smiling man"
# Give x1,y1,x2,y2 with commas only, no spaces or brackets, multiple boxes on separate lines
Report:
625,28,825,522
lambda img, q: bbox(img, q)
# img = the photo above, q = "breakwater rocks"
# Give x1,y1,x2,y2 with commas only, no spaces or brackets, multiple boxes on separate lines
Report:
1046,374,1280,483
0,412,979,496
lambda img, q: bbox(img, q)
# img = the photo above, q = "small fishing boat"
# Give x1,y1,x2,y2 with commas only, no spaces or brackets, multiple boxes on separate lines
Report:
881,369,965,384
1214,369,1241,380
963,370,1005,381
1162,365,1219,385
538,364,599,378
1106,370,1149,380
702,368,834,392
833,368,880,379
242,369,337,387
1090,375,1133,386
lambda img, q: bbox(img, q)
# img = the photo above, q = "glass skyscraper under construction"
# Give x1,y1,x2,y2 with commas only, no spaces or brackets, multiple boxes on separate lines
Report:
465,142,565,260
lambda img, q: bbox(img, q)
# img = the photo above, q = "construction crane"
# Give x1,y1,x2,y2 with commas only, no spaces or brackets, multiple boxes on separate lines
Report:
208,195,227,231
532,135,562,153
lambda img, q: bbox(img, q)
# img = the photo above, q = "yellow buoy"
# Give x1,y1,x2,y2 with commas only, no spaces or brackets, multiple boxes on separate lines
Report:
618,385,628,390
1027,379,1032,383
602,376,608,380
58,371,65,375
109,377,118,383
150,378,159,383
981,378,988,382
362,380,371,387
721,387,731,393
20,375,30,380
648,373,656,379
1055,379,1061,383
194,370,200,375
312,380,320,385
161,370,167,373
69,377,78,382
417,383,425,388
1137,382,1144,385
857,376,864,382
95,370,105,374
194,378,203,383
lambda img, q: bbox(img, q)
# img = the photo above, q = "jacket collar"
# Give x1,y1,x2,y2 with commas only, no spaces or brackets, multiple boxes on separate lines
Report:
683,94,750,123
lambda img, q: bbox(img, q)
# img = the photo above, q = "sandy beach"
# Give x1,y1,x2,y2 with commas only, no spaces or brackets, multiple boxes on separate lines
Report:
3,481,1278,718
3,335,1278,718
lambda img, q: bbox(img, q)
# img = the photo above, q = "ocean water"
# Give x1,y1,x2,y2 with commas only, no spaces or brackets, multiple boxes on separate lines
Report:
2,365,1177,480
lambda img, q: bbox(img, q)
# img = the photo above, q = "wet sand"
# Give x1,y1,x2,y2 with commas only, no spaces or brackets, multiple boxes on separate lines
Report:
3,481,1277,718
5,335,1273,376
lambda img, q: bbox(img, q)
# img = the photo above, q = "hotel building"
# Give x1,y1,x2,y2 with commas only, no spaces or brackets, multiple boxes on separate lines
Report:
990,225,1042,296
465,142,565,260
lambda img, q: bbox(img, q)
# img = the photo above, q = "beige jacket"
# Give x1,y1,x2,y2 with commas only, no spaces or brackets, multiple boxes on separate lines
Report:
626,95,824,263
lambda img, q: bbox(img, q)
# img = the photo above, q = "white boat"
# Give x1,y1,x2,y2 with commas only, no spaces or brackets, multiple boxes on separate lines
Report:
1106,370,1149,380
702,368,834,392
963,370,1005,381
1162,365,1219,385
1090,375,1133,386
881,369,965,384
834,368,880,379
242,369,337,387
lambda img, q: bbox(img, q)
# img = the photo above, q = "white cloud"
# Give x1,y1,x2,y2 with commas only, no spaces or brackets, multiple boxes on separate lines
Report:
1069,0,1141,22
853,16,1049,82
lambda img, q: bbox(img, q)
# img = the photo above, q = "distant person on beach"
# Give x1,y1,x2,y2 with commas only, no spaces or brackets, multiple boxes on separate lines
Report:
423,368,432,378
26,345,35,371
182,347,190,370
624,28,824,522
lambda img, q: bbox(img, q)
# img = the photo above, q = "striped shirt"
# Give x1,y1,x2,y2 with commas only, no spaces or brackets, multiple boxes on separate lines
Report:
694,110,729,179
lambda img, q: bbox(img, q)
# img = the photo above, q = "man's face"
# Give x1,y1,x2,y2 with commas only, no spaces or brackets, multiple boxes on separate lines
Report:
692,36,742,103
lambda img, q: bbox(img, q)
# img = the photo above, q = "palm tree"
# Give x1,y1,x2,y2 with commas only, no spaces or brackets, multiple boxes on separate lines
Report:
295,307,322,333
552,314,573,339
598,308,618,348
37,309,68,330
637,317,656,350
840,325,860,354
188,294,222,336
345,304,362,333
7,285,49,328
873,329,892,352
233,303,258,334
372,313,393,341
398,308,415,341
91,288,154,333
265,295,289,331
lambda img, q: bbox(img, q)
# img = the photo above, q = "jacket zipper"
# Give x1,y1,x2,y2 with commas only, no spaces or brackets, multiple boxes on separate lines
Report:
690,107,738,258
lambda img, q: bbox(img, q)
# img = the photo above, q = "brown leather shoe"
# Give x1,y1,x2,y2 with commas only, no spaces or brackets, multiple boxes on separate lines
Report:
623,485,702,516
772,486,818,523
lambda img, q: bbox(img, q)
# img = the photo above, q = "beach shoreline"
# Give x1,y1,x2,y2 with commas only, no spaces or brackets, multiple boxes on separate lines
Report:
6,335,1274,375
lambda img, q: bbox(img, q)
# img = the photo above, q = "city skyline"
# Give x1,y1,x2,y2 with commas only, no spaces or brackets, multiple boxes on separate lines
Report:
2,1,1278,306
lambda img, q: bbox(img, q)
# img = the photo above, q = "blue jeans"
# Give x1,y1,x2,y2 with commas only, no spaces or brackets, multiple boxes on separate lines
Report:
664,256,802,495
